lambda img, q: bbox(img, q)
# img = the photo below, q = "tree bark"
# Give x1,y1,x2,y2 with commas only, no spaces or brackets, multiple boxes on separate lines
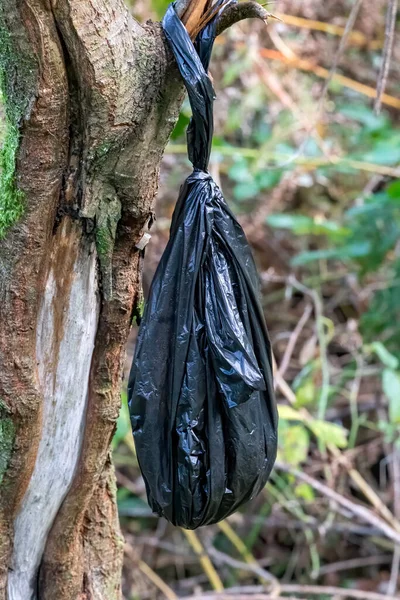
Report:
0,1,183,598
0,0,269,598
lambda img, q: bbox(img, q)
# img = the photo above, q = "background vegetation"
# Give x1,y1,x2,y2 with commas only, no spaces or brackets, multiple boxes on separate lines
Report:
2,0,400,598
115,1,400,598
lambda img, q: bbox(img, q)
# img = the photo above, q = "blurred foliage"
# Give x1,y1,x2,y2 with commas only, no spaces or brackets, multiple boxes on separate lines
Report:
72,0,400,596
268,179,400,350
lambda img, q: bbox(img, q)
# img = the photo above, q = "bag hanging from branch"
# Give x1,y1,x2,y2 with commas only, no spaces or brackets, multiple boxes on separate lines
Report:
128,1,278,529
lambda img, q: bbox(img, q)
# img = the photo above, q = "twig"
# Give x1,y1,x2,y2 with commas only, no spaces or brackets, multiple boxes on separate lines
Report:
260,271,400,532
267,28,297,60
185,592,304,600
183,583,400,600
166,144,400,176
275,461,400,546
124,542,178,600
342,459,400,533
217,520,266,580
176,0,275,39
184,591,305,600
278,303,312,379
205,545,280,595
315,554,392,577
375,0,398,113
387,447,400,595
285,276,329,421
318,0,364,107
281,584,399,600
257,48,400,110
388,544,400,595
137,535,199,558
347,352,364,449
182,528,224,592
216,2,273,36
216,520,256,564
273,357,296,402
274,13,382,49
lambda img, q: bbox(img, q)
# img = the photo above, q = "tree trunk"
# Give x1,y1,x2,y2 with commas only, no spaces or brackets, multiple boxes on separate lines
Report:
0,0,268,597
0,1,183,598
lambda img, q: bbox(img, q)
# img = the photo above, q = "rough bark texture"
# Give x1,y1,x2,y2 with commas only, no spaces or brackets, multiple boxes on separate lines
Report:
0,0,183,598
0,0,268,597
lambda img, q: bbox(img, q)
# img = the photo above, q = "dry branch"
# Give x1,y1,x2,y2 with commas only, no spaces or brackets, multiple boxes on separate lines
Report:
375,0,398,113
216,2,272,36
275,462,400,546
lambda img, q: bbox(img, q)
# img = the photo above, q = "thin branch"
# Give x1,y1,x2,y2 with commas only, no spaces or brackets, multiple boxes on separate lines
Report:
388,545,400,596
316,554,392,577
258,47,400,110
217,520,271,586
185,592,304,600
318,0,364,107
281,584,399,600
275,12,382,49
182,529,224,592
205,545,280,592
277,303,313,378
375,0,398,114
184,583,400,600
275,461,400,546
388,447,400,595
124,543,178,600
216,2,273,36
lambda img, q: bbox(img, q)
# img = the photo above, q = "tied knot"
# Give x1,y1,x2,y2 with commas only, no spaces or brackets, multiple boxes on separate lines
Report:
162,2,227,171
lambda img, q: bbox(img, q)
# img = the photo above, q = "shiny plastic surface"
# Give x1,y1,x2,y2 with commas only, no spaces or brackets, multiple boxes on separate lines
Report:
128,2,278,529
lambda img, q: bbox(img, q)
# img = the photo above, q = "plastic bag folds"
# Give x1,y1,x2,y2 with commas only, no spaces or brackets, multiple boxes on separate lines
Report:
128,1,278,529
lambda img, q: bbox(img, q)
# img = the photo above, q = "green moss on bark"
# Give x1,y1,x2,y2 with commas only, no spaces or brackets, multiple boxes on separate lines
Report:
0,3,37,238
0,399,15,485
95,195,122,300
0,111,24,237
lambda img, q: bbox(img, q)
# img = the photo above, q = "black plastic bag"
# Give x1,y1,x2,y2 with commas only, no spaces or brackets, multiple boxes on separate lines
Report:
128,1,278,529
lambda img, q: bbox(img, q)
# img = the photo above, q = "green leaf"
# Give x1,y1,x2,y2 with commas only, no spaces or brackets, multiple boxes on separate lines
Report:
256,170,282,190
228,159,252,183
387,181,400,199
267,213,349,239
295,379,316,408
382,369,400,424
302,137,321,158
371,342,399,370
267,213,314,232
338,104,389,131
309,420,348,448
233,180,260,201
295,482,315,501
278,423,310,466
278,405,307,422
359,135,400,166
292,241,372,266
